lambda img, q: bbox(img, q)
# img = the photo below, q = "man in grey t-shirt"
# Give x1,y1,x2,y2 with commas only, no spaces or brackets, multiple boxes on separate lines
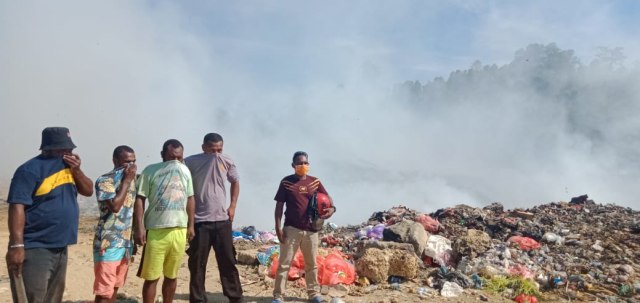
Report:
185,133,243,303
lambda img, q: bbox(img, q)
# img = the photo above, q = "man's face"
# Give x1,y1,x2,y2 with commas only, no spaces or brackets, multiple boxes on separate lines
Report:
202,141,223,154
162,146,184,162
44,149,73,158
114,151,136,168
292,155,309,167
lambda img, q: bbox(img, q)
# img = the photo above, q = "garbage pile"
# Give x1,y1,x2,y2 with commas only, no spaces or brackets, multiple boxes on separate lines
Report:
232,226,279,244
236,196,640,302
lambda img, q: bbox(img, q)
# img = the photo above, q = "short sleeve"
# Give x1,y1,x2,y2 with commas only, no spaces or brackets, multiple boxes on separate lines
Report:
274,180,287,203
95,175,116,202
7,168,37,205
136,169,150,198
186,171,194,197
226,159,239,183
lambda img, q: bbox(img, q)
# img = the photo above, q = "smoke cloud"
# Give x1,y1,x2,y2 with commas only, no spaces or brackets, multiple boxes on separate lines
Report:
1,1,639,229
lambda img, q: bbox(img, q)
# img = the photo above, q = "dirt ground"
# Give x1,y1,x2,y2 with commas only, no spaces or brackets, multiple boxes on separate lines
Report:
0,203,565,303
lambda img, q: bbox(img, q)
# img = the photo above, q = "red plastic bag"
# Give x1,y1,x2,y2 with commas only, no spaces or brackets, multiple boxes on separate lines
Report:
318,252,356,285
415,214,440,233
508,264,535,279
269,250,306,280
508,236,541,251
514,294,538,303
422,256,436,267
291,250,305,270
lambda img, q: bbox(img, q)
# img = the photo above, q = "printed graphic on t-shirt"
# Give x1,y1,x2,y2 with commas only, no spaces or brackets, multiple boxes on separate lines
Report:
94,167,135,254
35,168,75,196
154,175,187,211
282,179,320,195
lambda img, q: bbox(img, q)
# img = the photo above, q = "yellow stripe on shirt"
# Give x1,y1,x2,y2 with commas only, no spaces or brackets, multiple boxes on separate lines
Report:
35,168,75,196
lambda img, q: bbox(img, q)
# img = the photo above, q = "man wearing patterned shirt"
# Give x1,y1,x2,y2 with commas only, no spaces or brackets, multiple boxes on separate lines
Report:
272,151,336,303
93,145,137,303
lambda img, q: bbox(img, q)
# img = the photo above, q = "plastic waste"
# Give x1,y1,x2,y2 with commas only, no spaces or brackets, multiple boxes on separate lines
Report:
366,223,385,240
231,231,252,240
318,251,356,285
424,235,453,266
508,264,535,279
355,225,373,239
241,226,257,238
430,269,473,289
258,232,277,243
440,281,463,297
416,287,430,297
514,294,538,303
269,250,308,280
257,246,279,266
470,274,483,289
356,276,370,286
415,214,440,233
541,232,564,245
507,236,541,251
552,277,564,287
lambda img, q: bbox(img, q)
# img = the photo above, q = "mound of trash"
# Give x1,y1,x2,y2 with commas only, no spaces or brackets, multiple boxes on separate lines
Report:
232,195,640,302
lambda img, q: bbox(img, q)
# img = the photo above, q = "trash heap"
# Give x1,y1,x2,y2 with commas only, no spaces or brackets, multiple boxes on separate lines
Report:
232,226,279,244
236,196,640,302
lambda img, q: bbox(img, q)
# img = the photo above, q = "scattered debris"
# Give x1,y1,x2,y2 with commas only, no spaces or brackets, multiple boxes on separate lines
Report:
234,195,640,301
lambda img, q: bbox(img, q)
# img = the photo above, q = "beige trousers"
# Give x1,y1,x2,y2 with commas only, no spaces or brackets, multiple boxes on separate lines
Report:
273,225,320,300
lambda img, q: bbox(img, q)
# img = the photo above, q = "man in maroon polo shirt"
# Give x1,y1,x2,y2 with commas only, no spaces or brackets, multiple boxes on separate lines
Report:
272,151,336,303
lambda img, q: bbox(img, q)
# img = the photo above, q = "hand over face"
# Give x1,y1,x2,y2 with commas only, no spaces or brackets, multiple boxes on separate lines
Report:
63,154,82,170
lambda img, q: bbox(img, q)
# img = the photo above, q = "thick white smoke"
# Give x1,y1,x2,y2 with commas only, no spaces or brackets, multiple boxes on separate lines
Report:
1,2,639,229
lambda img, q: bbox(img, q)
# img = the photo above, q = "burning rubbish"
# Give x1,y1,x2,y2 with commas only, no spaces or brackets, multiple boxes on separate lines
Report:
232,195,640,302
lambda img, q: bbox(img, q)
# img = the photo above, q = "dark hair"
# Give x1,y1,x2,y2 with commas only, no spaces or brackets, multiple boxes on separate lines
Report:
292,151,308,162
203,133,223,144
162,139,183,154
112,145,135,159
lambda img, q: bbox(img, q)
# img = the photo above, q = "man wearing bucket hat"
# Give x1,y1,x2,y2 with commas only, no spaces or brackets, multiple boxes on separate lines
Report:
6,127,94,303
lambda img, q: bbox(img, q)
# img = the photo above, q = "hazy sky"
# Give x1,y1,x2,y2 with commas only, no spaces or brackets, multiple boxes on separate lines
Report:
1,1,639,229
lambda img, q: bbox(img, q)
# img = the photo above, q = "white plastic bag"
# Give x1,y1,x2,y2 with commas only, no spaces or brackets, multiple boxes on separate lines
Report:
424,235,453,265
440,281,464,297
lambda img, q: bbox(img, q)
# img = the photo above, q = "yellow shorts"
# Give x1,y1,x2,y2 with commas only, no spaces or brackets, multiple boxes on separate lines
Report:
139,227,186,280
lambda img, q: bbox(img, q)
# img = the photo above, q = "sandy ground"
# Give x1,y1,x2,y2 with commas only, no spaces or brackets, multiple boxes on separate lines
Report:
0,203,540,303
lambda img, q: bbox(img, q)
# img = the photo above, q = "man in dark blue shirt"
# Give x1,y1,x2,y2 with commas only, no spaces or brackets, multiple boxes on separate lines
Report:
6,127,93,303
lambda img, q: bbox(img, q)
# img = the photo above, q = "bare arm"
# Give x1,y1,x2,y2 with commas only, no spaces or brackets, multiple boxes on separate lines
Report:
6,204,26,276
186,196,195,241
187,196,195,227
104,165,137,213
104,182,130,213
274,201,285,243
227,181,239,221
8,204,25,246
133,195,146,245
63,154,93,196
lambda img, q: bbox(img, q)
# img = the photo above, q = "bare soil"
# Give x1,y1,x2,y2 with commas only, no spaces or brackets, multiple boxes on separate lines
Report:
0,203,569,302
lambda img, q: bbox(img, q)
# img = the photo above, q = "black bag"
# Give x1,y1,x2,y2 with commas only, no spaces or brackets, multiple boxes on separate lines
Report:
307,192,325,232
